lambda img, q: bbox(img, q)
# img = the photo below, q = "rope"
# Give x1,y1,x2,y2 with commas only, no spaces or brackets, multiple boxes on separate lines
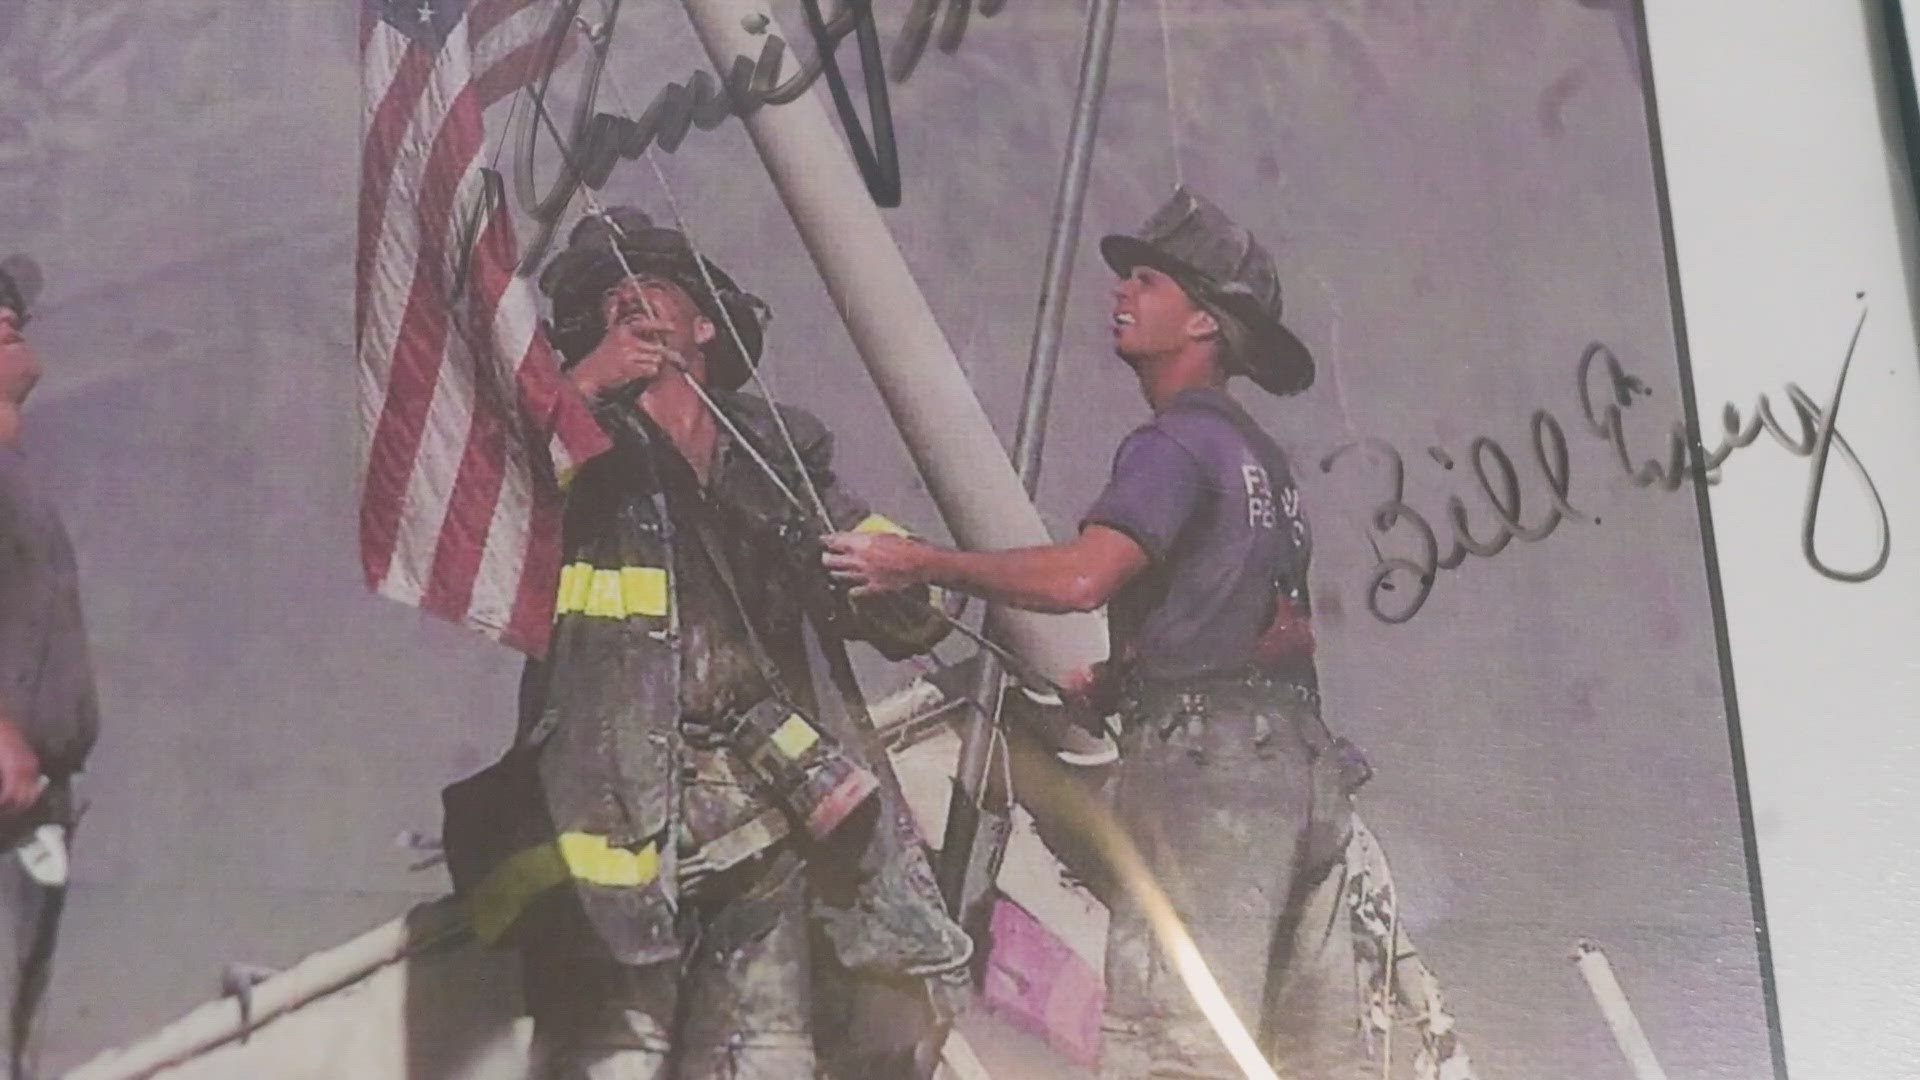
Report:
1154,0,1186,189
511,10,810,515
584,2,837,530
639,149,836,529
1380,884,1399,1080
484,0,574,179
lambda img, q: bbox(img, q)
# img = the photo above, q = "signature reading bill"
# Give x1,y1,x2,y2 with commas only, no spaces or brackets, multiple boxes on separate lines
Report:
1324,303,1889,624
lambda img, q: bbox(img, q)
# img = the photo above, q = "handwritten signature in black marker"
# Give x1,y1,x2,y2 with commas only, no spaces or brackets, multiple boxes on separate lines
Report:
508,0,1004,269
1322,305,1889,624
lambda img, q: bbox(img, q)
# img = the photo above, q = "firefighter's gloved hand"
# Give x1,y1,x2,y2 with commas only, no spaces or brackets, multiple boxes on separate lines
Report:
677,849,722,900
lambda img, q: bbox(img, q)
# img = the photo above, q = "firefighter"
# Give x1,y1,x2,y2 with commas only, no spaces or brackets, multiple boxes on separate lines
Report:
449,208,969,1080
824,189,1375,1078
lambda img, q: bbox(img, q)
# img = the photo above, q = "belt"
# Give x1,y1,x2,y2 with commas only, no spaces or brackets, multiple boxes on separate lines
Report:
1118,666,1371,793
1119,665,1316,715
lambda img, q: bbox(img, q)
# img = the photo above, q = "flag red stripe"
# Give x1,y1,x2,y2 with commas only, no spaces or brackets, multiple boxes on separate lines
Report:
359,299,450,586
463,168,607,468
539,361,610,465
505,479,564,652
483,298,604,470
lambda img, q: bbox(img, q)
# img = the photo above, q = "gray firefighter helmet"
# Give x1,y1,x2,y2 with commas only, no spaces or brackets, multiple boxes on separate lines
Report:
1100,188,1313,397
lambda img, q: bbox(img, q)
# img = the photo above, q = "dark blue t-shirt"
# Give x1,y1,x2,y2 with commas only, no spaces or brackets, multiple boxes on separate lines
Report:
1082,388,1310,682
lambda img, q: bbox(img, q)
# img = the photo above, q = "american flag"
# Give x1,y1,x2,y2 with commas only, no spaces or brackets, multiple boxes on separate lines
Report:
357,0,608,655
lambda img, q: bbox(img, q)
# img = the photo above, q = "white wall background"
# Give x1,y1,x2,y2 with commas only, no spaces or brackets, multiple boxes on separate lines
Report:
1648,2,1920,1078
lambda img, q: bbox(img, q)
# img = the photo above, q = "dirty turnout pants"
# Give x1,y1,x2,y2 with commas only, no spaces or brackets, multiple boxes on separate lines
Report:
524,738,816,1080
525,846,812,1080
1101,685,1373,1080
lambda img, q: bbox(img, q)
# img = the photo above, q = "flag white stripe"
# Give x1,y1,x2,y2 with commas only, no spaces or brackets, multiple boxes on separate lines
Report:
474,2,554,77
469,435,537,634
361,23,411,126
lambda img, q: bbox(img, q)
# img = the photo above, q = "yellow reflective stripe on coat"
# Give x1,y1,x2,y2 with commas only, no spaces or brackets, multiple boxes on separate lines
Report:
619,567,668,616
557,562,593,614
554,563,669,620
467,834,660,944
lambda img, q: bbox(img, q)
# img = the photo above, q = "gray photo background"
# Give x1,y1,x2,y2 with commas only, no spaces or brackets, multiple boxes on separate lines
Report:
0,0,1770,1076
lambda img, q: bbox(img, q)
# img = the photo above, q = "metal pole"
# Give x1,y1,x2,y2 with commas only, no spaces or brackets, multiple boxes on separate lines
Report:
942,0,1123,910
1013,0,1121,484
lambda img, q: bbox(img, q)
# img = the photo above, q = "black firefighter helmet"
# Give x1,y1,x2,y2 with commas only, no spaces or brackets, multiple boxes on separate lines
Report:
538,207,768,391
0,254,42,322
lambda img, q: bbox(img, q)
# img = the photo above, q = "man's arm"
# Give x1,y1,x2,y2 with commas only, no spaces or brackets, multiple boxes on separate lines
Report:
822,423,1203,615
821,524,1149,615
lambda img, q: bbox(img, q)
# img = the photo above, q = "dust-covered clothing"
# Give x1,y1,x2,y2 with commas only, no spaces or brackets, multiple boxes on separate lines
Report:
524,749,815,1080
1080,389,1372,1077
0,849,61,1080
1101,675,1369,1080
486,391,967,1079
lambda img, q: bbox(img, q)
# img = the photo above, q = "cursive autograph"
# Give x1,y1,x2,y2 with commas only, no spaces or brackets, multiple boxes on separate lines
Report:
1323,304,1890,624
508,0,1005,270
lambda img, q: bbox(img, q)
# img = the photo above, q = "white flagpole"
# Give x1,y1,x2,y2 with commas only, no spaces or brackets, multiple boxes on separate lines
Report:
1574,941,1673,1080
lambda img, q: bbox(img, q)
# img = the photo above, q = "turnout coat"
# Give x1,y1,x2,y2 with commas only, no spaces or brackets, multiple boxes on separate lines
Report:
444,389,970,1009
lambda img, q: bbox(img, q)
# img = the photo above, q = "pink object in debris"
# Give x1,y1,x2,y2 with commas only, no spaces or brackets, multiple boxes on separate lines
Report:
980,896,1105,1068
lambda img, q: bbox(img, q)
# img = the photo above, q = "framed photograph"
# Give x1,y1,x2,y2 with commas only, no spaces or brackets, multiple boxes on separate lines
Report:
3,1,1910,1078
